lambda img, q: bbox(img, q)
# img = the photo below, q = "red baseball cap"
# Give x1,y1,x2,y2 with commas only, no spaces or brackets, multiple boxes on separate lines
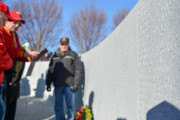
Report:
9,10,25,24
0,2,14,20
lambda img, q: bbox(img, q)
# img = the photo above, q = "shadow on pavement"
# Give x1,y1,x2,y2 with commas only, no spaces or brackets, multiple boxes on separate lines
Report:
147,101,180,120
117,118,126,120
15,96,55,120
34,74,45,98
20,77,30,96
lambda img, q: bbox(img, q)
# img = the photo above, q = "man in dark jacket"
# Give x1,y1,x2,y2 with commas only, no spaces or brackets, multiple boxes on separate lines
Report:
46,37,82,120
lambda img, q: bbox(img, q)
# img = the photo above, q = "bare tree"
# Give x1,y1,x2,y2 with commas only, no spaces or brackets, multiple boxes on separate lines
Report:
112,8,129,30
11,0,63,51
69,4,107,54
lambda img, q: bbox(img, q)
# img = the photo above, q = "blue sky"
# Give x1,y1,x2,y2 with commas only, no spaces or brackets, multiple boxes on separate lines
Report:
60,0,138,23
5,0,138,52
57,0,139,51
59,0,138,34
6,0,138,33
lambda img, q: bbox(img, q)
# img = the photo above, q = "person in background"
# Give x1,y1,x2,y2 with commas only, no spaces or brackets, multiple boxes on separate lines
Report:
37,51,48,61
46,37,83,120
41,52,52,61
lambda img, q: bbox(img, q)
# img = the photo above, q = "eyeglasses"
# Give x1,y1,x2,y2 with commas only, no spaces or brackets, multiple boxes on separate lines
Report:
14,21,22,27
61,43,68,45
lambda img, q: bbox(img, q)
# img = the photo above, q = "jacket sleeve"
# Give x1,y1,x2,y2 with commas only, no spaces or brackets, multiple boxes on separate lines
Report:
13,61,25,84
46,57,54,86
0,31,22,62
13,33,31,62
73,52,83,86
5,44,24,58
0,32,30,62
0,43,13,70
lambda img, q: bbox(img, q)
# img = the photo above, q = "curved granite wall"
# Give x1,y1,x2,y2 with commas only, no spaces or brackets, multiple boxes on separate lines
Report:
17,0,180,119
81,0,180,120
138,0,180,120
81,4,138,120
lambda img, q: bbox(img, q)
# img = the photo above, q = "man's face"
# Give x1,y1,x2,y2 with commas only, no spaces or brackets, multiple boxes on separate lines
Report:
44,52,48,57
59,43,69,53
5,20,22,32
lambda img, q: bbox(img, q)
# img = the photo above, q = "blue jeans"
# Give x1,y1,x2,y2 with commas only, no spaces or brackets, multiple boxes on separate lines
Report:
0,84,6,120
54,86,74,120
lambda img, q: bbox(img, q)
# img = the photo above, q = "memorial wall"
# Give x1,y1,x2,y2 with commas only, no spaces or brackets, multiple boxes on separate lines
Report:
17,0,180,119
81,0,180,119
138,0,180,120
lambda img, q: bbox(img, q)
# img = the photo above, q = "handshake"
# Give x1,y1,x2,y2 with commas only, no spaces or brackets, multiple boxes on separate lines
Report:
46,84,78,92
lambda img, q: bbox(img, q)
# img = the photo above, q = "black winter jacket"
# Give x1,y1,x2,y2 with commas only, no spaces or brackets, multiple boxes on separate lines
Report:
46,49,82,87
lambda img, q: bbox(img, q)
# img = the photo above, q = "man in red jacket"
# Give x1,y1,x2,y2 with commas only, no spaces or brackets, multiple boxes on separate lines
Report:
0,2,39,119
1,9,39,120
0,11,39,60
0,2,37,82
0,2,14,120
0,1,13,84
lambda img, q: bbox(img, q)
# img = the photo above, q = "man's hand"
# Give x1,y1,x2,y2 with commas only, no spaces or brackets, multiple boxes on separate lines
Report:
24,51,39,59
71,84,78,92
28,51,40,59
46,86,51,92
9,82,17,86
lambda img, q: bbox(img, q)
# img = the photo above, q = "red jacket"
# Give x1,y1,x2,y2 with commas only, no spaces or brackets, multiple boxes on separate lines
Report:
0,26,31,84
0,26,30,61
0,43,13,84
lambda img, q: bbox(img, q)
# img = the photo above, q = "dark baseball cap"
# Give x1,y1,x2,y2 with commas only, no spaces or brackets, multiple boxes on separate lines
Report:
60,37,69,45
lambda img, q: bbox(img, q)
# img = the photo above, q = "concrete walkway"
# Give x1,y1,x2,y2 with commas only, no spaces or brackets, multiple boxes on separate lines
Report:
15,96,55,120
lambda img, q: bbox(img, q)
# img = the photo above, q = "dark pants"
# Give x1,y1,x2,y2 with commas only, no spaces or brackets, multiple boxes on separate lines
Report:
5,99,17,120
0,84,6,120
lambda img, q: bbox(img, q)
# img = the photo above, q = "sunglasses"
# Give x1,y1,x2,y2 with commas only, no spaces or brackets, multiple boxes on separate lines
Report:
14,21,22,27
